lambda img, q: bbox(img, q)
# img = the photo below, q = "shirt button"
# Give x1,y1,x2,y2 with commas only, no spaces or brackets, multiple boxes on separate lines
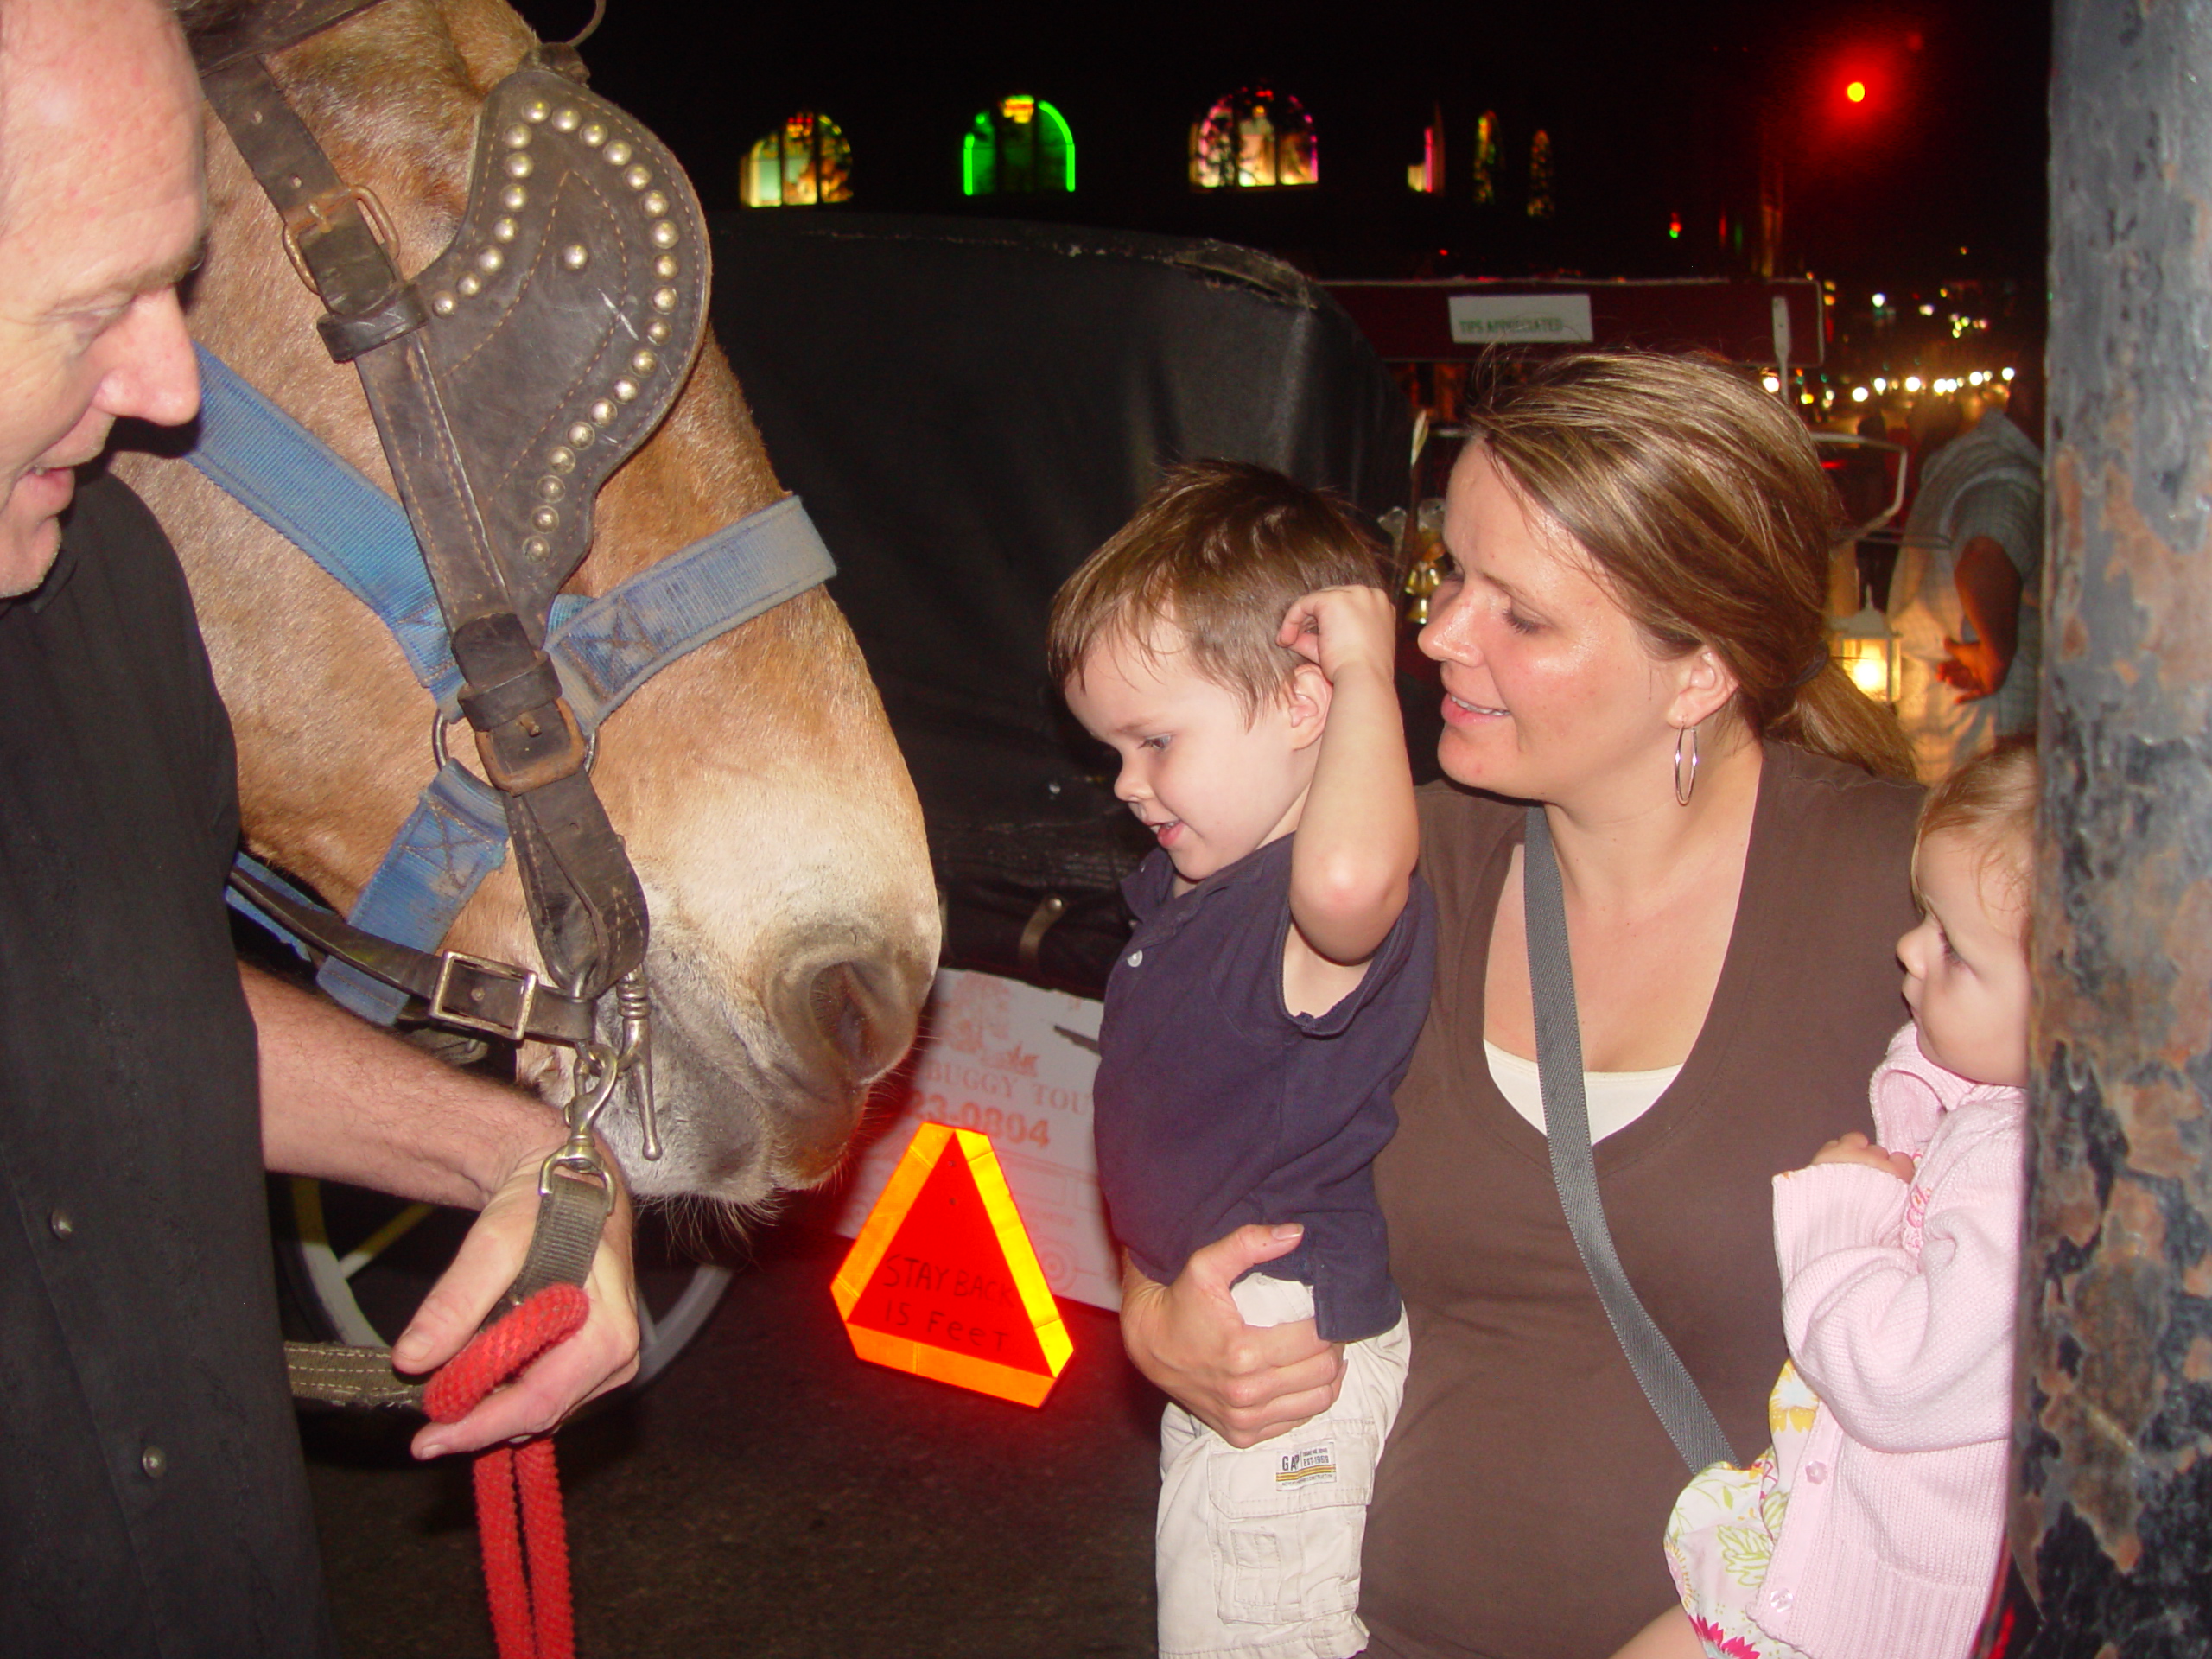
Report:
1803,1461,1828,1484
141,1445,168,1479
1127,950,1144,967
1770,1588,1794,1611
48,1208,73,1240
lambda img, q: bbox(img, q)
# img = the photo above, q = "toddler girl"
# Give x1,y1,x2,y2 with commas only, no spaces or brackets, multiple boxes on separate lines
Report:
1618,742,2036,1659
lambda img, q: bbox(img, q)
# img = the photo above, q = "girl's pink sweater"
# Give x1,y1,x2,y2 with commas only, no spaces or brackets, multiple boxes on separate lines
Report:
1752,1024,2026,1659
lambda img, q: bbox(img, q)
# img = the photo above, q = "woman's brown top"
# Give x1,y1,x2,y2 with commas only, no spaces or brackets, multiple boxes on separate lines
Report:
1362,742,1923,1659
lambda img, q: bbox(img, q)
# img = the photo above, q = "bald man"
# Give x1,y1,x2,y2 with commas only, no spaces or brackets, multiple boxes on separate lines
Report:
0,3,637,1649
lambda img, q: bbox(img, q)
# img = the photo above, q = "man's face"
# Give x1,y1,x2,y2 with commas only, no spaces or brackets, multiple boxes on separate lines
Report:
0,0,206,597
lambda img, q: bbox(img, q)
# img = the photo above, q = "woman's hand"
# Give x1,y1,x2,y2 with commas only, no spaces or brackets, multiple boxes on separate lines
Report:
1811,1130,1917,1184
1119,1224,1346,1447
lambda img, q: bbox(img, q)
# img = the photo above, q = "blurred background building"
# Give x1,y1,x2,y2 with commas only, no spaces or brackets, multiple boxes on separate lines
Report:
522,0,2050,415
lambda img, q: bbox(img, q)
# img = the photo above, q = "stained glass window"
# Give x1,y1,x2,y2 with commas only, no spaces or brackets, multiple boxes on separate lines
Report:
1528,129,1555,219
1471,111,1500,206
1189,86,1316,189
740,111,853,207
964,94,1075,195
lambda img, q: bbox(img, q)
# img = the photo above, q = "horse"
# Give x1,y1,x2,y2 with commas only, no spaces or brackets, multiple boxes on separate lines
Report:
115,0,940,1210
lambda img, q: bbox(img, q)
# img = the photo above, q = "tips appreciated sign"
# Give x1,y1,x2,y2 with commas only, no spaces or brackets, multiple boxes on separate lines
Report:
1446,292,1594,344
832,1122,1074,1407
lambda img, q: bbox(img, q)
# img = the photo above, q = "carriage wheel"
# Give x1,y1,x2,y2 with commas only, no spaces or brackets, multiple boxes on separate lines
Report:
272,1177,732,1389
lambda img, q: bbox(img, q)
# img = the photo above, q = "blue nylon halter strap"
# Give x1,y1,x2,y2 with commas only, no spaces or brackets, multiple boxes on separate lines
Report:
192,344,837,1025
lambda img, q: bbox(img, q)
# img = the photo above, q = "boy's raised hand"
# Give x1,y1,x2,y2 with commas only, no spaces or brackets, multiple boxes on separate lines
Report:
1279,585,1400,686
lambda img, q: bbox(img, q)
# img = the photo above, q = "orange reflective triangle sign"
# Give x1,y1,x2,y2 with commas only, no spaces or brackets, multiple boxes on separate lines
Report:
831,1122,1073,1406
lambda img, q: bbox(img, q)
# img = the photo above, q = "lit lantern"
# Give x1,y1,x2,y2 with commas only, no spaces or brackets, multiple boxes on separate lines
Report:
832,1122,1072,1407
1400,498,1449,624
1830,602,1899,702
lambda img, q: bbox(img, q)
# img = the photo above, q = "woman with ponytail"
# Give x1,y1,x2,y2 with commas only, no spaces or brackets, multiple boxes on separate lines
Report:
1118,353,1923,1659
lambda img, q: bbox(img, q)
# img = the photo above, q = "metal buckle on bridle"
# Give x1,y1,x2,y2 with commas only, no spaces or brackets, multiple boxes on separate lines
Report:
432,707,595,777
429,950,542,1043
279,182,397,297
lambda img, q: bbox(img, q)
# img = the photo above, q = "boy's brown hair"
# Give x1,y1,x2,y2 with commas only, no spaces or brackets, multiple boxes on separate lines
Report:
1916,740,2038,919
1047,460,1387,720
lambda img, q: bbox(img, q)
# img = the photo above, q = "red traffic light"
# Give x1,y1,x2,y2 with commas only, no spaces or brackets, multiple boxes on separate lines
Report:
1845,78,1868,104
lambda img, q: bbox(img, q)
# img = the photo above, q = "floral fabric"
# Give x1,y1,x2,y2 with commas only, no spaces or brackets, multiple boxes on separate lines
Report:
1663,1363,1818,1659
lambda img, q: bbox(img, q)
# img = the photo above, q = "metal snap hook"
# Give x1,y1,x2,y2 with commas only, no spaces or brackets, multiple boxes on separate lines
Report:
538,1039,621,1216
564,1040,623,1137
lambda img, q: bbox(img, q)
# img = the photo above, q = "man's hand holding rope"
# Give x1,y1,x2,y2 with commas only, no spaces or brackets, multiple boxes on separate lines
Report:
243,965,641,1461
394,1136,638,1459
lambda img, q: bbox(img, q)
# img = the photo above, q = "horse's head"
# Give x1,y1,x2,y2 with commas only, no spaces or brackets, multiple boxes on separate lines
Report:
119,0,939,1206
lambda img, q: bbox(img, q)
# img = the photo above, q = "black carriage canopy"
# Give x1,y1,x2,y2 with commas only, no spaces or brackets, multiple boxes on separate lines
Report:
707,213,1414,996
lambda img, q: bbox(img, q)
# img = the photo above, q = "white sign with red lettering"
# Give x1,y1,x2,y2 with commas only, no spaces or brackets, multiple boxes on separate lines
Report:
833,970,1120,1313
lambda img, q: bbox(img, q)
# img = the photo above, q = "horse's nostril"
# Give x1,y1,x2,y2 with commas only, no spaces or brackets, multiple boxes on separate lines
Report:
768,950,927,1178
805,960,906,1086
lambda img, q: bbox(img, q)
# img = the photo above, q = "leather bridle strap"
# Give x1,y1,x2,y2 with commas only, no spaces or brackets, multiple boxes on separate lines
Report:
188,0,386,74
190,340,839,1033
230,860,600,1048
199,48,646,1003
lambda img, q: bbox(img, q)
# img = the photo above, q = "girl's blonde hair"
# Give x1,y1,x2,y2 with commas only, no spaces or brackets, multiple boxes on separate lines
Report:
1464,351,1916,782
1916,741,2038,918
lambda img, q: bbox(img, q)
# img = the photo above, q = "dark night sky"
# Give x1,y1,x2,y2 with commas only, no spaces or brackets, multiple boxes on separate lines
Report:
513,0,2050,295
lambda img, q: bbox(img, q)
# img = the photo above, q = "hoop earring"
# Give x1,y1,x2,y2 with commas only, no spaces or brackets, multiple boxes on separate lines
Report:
1673,723,1700,806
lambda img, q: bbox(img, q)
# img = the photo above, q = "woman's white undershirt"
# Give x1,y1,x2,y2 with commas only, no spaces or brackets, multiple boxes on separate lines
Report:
1484,1039,1683,1142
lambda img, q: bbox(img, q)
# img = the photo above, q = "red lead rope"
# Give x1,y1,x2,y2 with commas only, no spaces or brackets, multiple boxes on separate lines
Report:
423,1284,593,1659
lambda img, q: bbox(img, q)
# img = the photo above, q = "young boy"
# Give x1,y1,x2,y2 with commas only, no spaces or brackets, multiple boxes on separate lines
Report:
1048,461,1435,1659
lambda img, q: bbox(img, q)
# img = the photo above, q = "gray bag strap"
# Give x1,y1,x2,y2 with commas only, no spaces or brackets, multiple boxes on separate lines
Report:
1522,806,1738,1473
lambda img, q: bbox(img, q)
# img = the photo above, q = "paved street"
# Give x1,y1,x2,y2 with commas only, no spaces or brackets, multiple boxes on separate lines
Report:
303,1193,1161,1658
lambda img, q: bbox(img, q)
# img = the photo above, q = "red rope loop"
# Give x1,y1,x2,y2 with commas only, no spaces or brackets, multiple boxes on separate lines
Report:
422,1283,591,1659
423,1282,590,1423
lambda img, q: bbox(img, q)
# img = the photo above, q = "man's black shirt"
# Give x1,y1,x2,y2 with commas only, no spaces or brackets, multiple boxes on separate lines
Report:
0,472,334,1656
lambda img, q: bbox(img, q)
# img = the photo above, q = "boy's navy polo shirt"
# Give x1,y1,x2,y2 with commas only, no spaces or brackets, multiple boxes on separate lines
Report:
1093,835,1436,1344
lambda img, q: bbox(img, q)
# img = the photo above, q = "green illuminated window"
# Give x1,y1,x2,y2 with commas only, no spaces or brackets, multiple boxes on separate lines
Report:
740,111,853,207
963,95,1075,195
1189,87,1316,189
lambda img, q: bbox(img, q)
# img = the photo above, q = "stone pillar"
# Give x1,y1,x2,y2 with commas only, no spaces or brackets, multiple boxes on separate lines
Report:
2016,2,2212,1652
